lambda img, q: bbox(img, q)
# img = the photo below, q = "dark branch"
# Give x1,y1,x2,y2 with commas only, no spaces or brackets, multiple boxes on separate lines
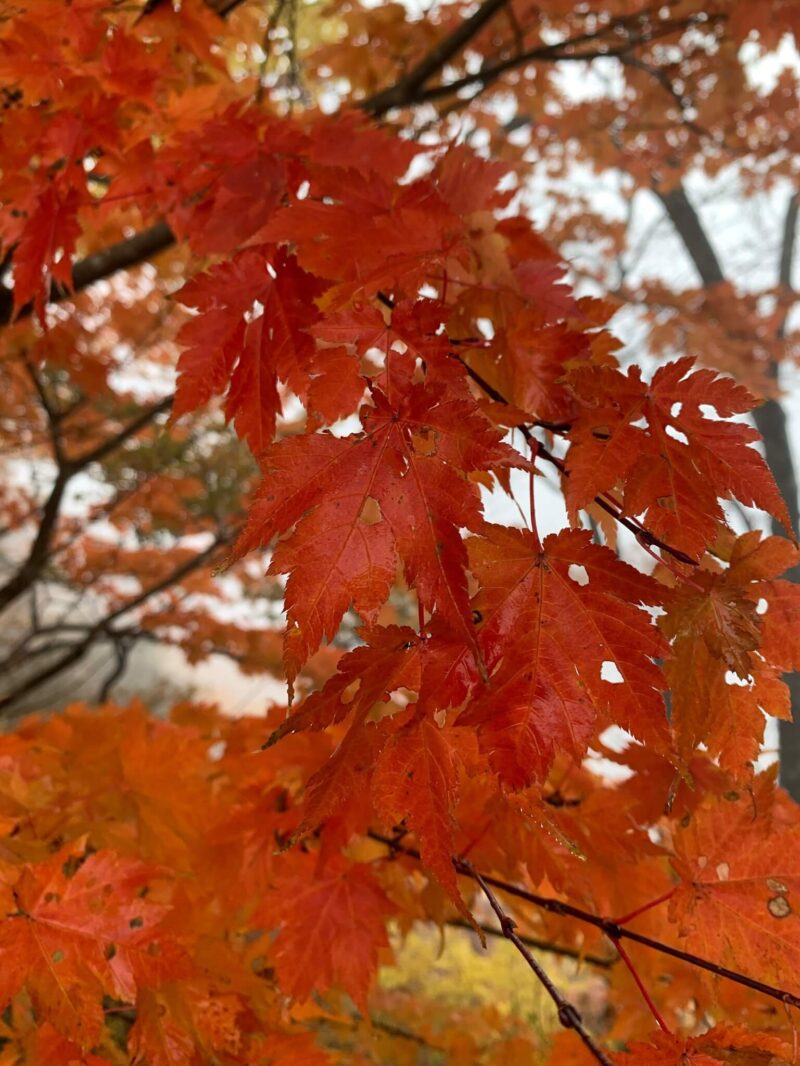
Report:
653,180,725,287
371,832,800,1013
452,350,697,566
447,917,615,967
402,16,715,108
0,396,173,615
363,0,510,115
78,395,172,468
0,221,176,328
652,179,798,545
466,859,612,1064
778,191,798,302
0,526,236,714
0,469,72,614
98,638,131,703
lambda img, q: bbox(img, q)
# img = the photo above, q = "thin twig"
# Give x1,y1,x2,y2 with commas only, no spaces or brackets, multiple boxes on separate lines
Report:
451,350,697,566
446,917,616,968
0,526,238,713
465,858,612,1065
611,934,671,1033
98,637,131,702
0,395,172,614
408,15,722,108
371,832,800,1013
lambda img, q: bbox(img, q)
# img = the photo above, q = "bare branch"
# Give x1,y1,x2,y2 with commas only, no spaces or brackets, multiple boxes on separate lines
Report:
466,859,612,1064
371,831,800,1013
0,396,173,614
446,917,616,968
363,0,510,115
77,395,172,468
98,638,131,702
451,349,697,566
0,469,72,614
0,222,176,328
0,525,237,714
403,15,716,108
653,180,726,287
778,190,798,323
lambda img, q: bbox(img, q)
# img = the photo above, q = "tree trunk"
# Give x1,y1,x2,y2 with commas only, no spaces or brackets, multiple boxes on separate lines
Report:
752,397,800,794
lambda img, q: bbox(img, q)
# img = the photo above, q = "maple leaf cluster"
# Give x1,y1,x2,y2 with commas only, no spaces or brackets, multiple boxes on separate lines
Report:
3,699,800,1064
0,1,799,1063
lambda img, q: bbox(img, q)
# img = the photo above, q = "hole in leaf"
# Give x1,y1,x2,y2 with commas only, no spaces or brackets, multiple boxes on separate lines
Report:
568,564,589,586
665,425,689,446
601,661,624,684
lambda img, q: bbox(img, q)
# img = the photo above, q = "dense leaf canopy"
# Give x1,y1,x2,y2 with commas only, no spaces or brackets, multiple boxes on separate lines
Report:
0,1,799,1063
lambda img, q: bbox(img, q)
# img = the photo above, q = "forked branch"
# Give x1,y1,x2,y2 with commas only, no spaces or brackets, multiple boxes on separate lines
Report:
372,832,800,1014
363,0,510,115
465,858,612,1064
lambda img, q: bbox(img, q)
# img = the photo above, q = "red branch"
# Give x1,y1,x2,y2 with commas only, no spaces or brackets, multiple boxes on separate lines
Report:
614,888,676,927
612,935,671,1033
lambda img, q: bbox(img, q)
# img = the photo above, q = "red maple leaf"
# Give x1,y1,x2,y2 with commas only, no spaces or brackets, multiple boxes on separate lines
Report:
0,842,187,1048
460,525,668,788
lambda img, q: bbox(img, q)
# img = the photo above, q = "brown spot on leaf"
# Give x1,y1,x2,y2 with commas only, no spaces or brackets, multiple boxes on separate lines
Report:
412,428,437,455
359,495,383,526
